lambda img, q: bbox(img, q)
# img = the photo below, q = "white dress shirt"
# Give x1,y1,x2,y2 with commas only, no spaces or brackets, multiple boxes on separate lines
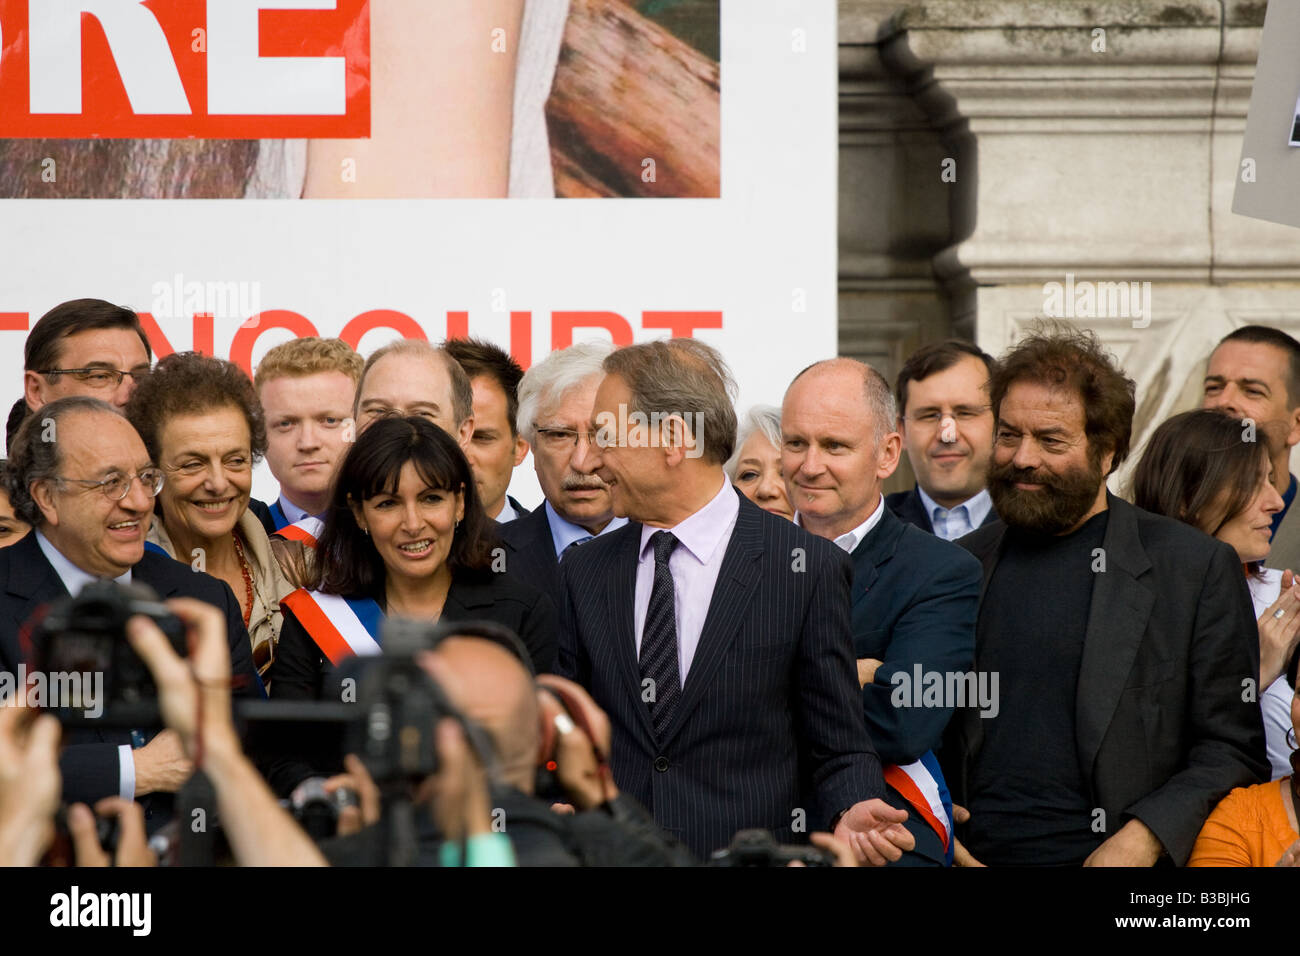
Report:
633,478,739,682
1247,568,1295,781
794,494,887,555
545,501,627,558
496,497,521,524
917,486,993,541
34,531,137,800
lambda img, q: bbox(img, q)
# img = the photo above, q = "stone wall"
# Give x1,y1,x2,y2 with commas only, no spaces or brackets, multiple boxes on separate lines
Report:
841,0,1300,490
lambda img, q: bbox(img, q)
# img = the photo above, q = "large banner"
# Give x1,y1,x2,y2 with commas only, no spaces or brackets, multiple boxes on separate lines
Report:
0,0,836,506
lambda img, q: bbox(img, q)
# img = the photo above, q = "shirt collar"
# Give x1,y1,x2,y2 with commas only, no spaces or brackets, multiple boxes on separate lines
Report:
496,497,520,524
795,494,886,554
277,494,312,526
638,477,739,565
916,485,993,528
35,529,132,595
545,500,628,557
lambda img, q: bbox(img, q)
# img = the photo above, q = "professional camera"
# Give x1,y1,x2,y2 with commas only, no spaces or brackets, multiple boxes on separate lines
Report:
709,829,837,867
32,580,187,728
285,777,360,841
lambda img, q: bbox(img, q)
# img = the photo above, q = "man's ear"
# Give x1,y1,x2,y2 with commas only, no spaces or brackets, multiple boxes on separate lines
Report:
513,433,529,468
23,370,45,413
875,431,903,480
31,479,58,528
458,416,475,451
1286,403,1300,450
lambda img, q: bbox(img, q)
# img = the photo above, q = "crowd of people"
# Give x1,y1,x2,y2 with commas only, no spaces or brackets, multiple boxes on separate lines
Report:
0,296,1298,868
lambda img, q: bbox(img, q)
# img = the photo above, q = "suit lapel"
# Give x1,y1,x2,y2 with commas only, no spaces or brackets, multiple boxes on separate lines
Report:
1075,497,1153,773
609,526,655,742
849,505,904,614
656,495,762,749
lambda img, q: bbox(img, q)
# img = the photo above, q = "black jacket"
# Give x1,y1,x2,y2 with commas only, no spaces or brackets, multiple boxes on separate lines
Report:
556,489,883,858
497,502,561,602
320,785,696,867
942,495,1269,865
0,532,258,821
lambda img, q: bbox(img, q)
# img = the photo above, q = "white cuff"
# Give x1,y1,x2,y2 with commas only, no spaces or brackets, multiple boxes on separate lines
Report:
118,744,136,801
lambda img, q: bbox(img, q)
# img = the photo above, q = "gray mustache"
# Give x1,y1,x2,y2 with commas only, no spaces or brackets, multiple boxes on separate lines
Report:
562,477,608,492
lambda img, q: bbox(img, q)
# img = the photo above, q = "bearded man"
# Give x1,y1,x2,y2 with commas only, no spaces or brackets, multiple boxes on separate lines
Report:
941,325,1267,867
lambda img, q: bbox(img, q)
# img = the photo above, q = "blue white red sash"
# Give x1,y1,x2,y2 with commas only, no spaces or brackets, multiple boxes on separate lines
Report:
883,750,953,863
281,588,384,665
276,516,324,549
268,500,290,532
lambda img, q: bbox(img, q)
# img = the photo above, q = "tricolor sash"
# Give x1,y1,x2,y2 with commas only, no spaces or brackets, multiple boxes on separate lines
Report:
276,516,324,549
281,588,384,665
883,750,953,863
268,500,290,532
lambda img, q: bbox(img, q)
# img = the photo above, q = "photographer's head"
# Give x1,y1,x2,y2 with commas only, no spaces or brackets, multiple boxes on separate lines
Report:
6,397,158,578
420,634,540,794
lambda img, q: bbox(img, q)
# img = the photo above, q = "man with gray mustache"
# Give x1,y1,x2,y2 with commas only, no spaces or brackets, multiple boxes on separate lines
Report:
498,343,628,602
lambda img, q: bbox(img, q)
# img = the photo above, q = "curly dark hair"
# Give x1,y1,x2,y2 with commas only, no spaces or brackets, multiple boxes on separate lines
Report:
312,416,497,601
990,323,1136,475
124,352,267,465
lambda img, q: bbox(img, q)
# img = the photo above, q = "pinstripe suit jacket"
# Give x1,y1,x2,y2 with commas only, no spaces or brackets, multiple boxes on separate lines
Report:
555,489,884,858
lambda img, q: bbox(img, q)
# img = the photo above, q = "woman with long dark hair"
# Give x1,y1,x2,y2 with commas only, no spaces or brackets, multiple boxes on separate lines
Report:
1132,408,1298,779
269,416,556,703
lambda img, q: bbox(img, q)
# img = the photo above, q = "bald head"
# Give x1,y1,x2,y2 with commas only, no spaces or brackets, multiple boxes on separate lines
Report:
787,358,896,443
420,637,539,793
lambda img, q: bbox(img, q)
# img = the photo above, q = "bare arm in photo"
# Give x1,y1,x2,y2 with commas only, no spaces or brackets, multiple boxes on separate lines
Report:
304,0,525,198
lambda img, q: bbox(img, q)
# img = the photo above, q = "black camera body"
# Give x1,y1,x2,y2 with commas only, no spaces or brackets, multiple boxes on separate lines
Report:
33,580,187,728
709,829,837,867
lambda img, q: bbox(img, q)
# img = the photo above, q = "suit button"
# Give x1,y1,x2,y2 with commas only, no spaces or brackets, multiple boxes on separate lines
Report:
653,756,669,773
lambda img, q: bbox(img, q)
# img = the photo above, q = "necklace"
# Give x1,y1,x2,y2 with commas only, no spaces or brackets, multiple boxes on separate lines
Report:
231,531,255,629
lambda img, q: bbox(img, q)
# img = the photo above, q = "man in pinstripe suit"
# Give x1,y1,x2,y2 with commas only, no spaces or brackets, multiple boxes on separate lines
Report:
554,338,914,863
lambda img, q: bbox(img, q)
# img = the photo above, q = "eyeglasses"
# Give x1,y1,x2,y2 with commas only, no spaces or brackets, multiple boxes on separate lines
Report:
534,426,598,451
54,468,165,501
39,367,151,389
906,406,991,425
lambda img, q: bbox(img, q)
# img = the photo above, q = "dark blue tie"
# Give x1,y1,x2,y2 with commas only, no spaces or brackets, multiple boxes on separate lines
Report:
560,535,593,561
640,531,681,738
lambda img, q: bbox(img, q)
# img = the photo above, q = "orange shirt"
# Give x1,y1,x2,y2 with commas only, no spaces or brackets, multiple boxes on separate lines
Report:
1188,778,1300,867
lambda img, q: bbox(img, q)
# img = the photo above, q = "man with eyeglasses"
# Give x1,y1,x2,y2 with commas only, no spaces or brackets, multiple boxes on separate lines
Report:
7,299,152,453
498,343,627,602
0,397,258,830
886,340,1000,541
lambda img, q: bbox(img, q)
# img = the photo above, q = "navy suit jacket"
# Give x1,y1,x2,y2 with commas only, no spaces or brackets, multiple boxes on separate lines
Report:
498,502,561,603
555,488,883,858
0,532,259,813
850,504,981,766
886,484,998,537
944,496,1268,865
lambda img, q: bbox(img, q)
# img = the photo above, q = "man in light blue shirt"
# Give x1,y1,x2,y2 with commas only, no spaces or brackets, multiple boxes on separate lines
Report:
886,340,999,541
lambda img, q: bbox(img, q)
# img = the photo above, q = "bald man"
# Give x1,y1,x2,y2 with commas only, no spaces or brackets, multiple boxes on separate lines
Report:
320,631,695,866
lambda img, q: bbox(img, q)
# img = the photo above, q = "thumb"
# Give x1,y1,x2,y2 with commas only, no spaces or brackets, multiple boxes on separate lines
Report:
67,803,109,868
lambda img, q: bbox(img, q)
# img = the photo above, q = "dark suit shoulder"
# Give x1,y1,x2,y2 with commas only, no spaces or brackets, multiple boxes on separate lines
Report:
954,518,1005,559
894,520,983,574
248,498,277,536
1121,499,1226,572
133,550,230,601
499,503,550,550
452,566,549,609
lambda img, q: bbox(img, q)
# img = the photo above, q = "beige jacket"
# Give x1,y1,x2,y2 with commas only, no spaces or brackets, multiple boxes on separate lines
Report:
146,509,297,676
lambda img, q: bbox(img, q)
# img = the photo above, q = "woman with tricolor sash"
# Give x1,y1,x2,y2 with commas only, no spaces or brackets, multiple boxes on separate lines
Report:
268,415,557,720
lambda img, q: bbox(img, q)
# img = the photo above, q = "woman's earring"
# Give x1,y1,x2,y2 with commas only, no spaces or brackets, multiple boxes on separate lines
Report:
361,526,369,536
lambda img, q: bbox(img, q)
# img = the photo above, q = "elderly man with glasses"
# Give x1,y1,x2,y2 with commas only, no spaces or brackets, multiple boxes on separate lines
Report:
497,342,628,604
0,397,258,832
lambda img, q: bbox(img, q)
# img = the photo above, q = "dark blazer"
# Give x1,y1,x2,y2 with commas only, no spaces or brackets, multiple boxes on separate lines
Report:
555,489,883,858
269,567,559,702
886,484,998,537
943,495,1269,865
851,504,980,767
248,498,278,536
497,503,561,601
0,532,259,813
504,495,532,520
